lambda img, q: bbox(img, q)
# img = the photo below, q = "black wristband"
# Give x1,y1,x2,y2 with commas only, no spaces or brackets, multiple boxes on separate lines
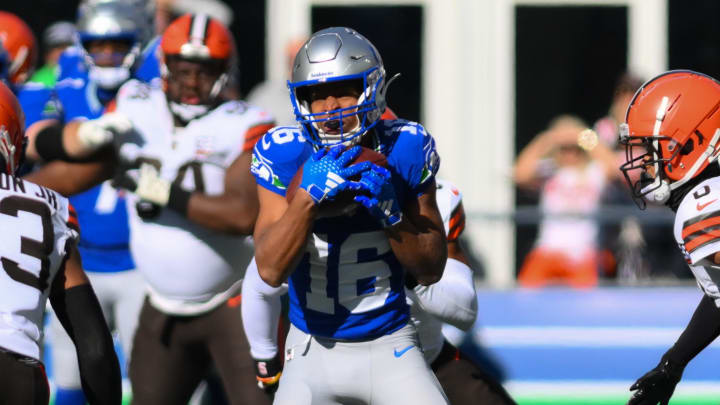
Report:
167,183,192,216
34,123,72,162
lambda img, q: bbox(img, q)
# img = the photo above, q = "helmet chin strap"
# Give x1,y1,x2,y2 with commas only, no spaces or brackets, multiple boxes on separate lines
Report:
641,179,671,204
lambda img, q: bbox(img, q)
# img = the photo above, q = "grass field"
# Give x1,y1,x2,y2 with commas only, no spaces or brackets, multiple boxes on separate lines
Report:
515,397,718,405
48,393,718,405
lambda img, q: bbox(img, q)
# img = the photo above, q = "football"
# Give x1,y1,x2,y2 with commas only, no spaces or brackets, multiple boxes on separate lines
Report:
286,146,388,217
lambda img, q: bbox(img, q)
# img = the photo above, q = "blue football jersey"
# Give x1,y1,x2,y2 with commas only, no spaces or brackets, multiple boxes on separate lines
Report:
14,82,61,127
251,120,440,340
134,37,162,85
50,46,160,273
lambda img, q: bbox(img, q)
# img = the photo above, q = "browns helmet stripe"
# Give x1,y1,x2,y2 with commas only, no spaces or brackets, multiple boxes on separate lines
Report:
189,14,209,48
161,13,234,61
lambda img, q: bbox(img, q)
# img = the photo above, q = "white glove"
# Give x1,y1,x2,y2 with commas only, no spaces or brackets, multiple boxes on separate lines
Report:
135,163,171,206
76,112,133,151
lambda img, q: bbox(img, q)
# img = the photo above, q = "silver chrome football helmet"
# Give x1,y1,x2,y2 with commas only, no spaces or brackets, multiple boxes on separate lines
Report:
288,27,394,146
76,0,153,89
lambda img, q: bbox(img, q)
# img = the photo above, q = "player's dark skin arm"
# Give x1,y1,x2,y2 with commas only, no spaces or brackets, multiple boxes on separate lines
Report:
50,243,121,405
448,238,469,264
254,186,318,287
23,159,114,197
183,151,259,235
385,180,447,286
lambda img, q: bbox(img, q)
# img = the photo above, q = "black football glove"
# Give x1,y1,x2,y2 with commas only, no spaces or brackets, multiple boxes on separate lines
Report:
254,355,283,397
627,356,684,405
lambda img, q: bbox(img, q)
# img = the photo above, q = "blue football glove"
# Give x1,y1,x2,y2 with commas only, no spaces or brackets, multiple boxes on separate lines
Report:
354,164,403,227
300,144,372,204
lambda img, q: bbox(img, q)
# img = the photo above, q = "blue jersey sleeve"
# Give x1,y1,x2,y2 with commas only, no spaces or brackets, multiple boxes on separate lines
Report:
56,47,87,81
15,84,61,126
251,126,313,196
384,121,440,196
134,37,161,83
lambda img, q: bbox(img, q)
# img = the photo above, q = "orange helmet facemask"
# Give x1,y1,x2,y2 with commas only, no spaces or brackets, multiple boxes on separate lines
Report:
620,70,720,208
160,13,234,122
0,81,25,175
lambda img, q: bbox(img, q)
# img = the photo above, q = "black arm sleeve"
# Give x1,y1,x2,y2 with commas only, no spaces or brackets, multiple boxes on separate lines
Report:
34,123,112,163
665,294,720,367
50,283,122,405
34,123,73,162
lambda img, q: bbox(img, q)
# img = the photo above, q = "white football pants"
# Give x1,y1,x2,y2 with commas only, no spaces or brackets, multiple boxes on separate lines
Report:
273,323,449,405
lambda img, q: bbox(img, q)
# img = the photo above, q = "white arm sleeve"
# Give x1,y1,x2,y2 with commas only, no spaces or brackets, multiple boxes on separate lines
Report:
241,257,288,360
410,258,478,331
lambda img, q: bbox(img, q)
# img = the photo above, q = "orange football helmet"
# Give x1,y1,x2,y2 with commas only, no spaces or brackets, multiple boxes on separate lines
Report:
160,13,234,97
620,70,720,206
0,11,37,85
0,81,25,174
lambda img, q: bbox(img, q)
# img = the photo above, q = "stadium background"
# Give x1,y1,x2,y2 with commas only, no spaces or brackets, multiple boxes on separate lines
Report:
3,0,720,403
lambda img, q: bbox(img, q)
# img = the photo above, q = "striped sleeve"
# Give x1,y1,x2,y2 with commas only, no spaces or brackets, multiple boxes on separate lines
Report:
243,123,275,153
447,202,466,242
66,203,80,234
681,211,720,256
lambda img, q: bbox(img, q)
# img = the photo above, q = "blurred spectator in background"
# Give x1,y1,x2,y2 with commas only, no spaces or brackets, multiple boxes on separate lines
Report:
592,72,651,283
246,38,306,126
594,72,645,149
28,21,75,87
514,115,619,288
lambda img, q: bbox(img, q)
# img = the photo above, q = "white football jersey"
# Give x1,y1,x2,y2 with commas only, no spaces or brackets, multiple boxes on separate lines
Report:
408,178,467,362
0,175,79,360
674,176,720,305
114,80,274,315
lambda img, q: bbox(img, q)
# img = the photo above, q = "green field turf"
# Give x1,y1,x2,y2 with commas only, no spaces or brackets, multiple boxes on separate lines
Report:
516,396,718,405
49,395,718,405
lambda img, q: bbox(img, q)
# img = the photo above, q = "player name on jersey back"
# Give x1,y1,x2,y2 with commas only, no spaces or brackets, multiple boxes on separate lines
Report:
0,175,78,360
0,174,60,209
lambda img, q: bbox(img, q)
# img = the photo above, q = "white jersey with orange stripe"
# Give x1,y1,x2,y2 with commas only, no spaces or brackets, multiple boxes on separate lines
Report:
0,175,79,360
435,179,464,241
113,79,275,315
675,176,720,305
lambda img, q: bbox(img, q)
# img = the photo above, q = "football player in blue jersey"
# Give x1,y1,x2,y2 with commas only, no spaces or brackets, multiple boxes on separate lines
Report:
0,11,63,131
250,27,449,404
18,2,157,405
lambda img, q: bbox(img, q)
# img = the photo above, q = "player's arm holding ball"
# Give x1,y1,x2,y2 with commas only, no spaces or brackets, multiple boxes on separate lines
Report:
357,127,447,286
253,142,370,287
